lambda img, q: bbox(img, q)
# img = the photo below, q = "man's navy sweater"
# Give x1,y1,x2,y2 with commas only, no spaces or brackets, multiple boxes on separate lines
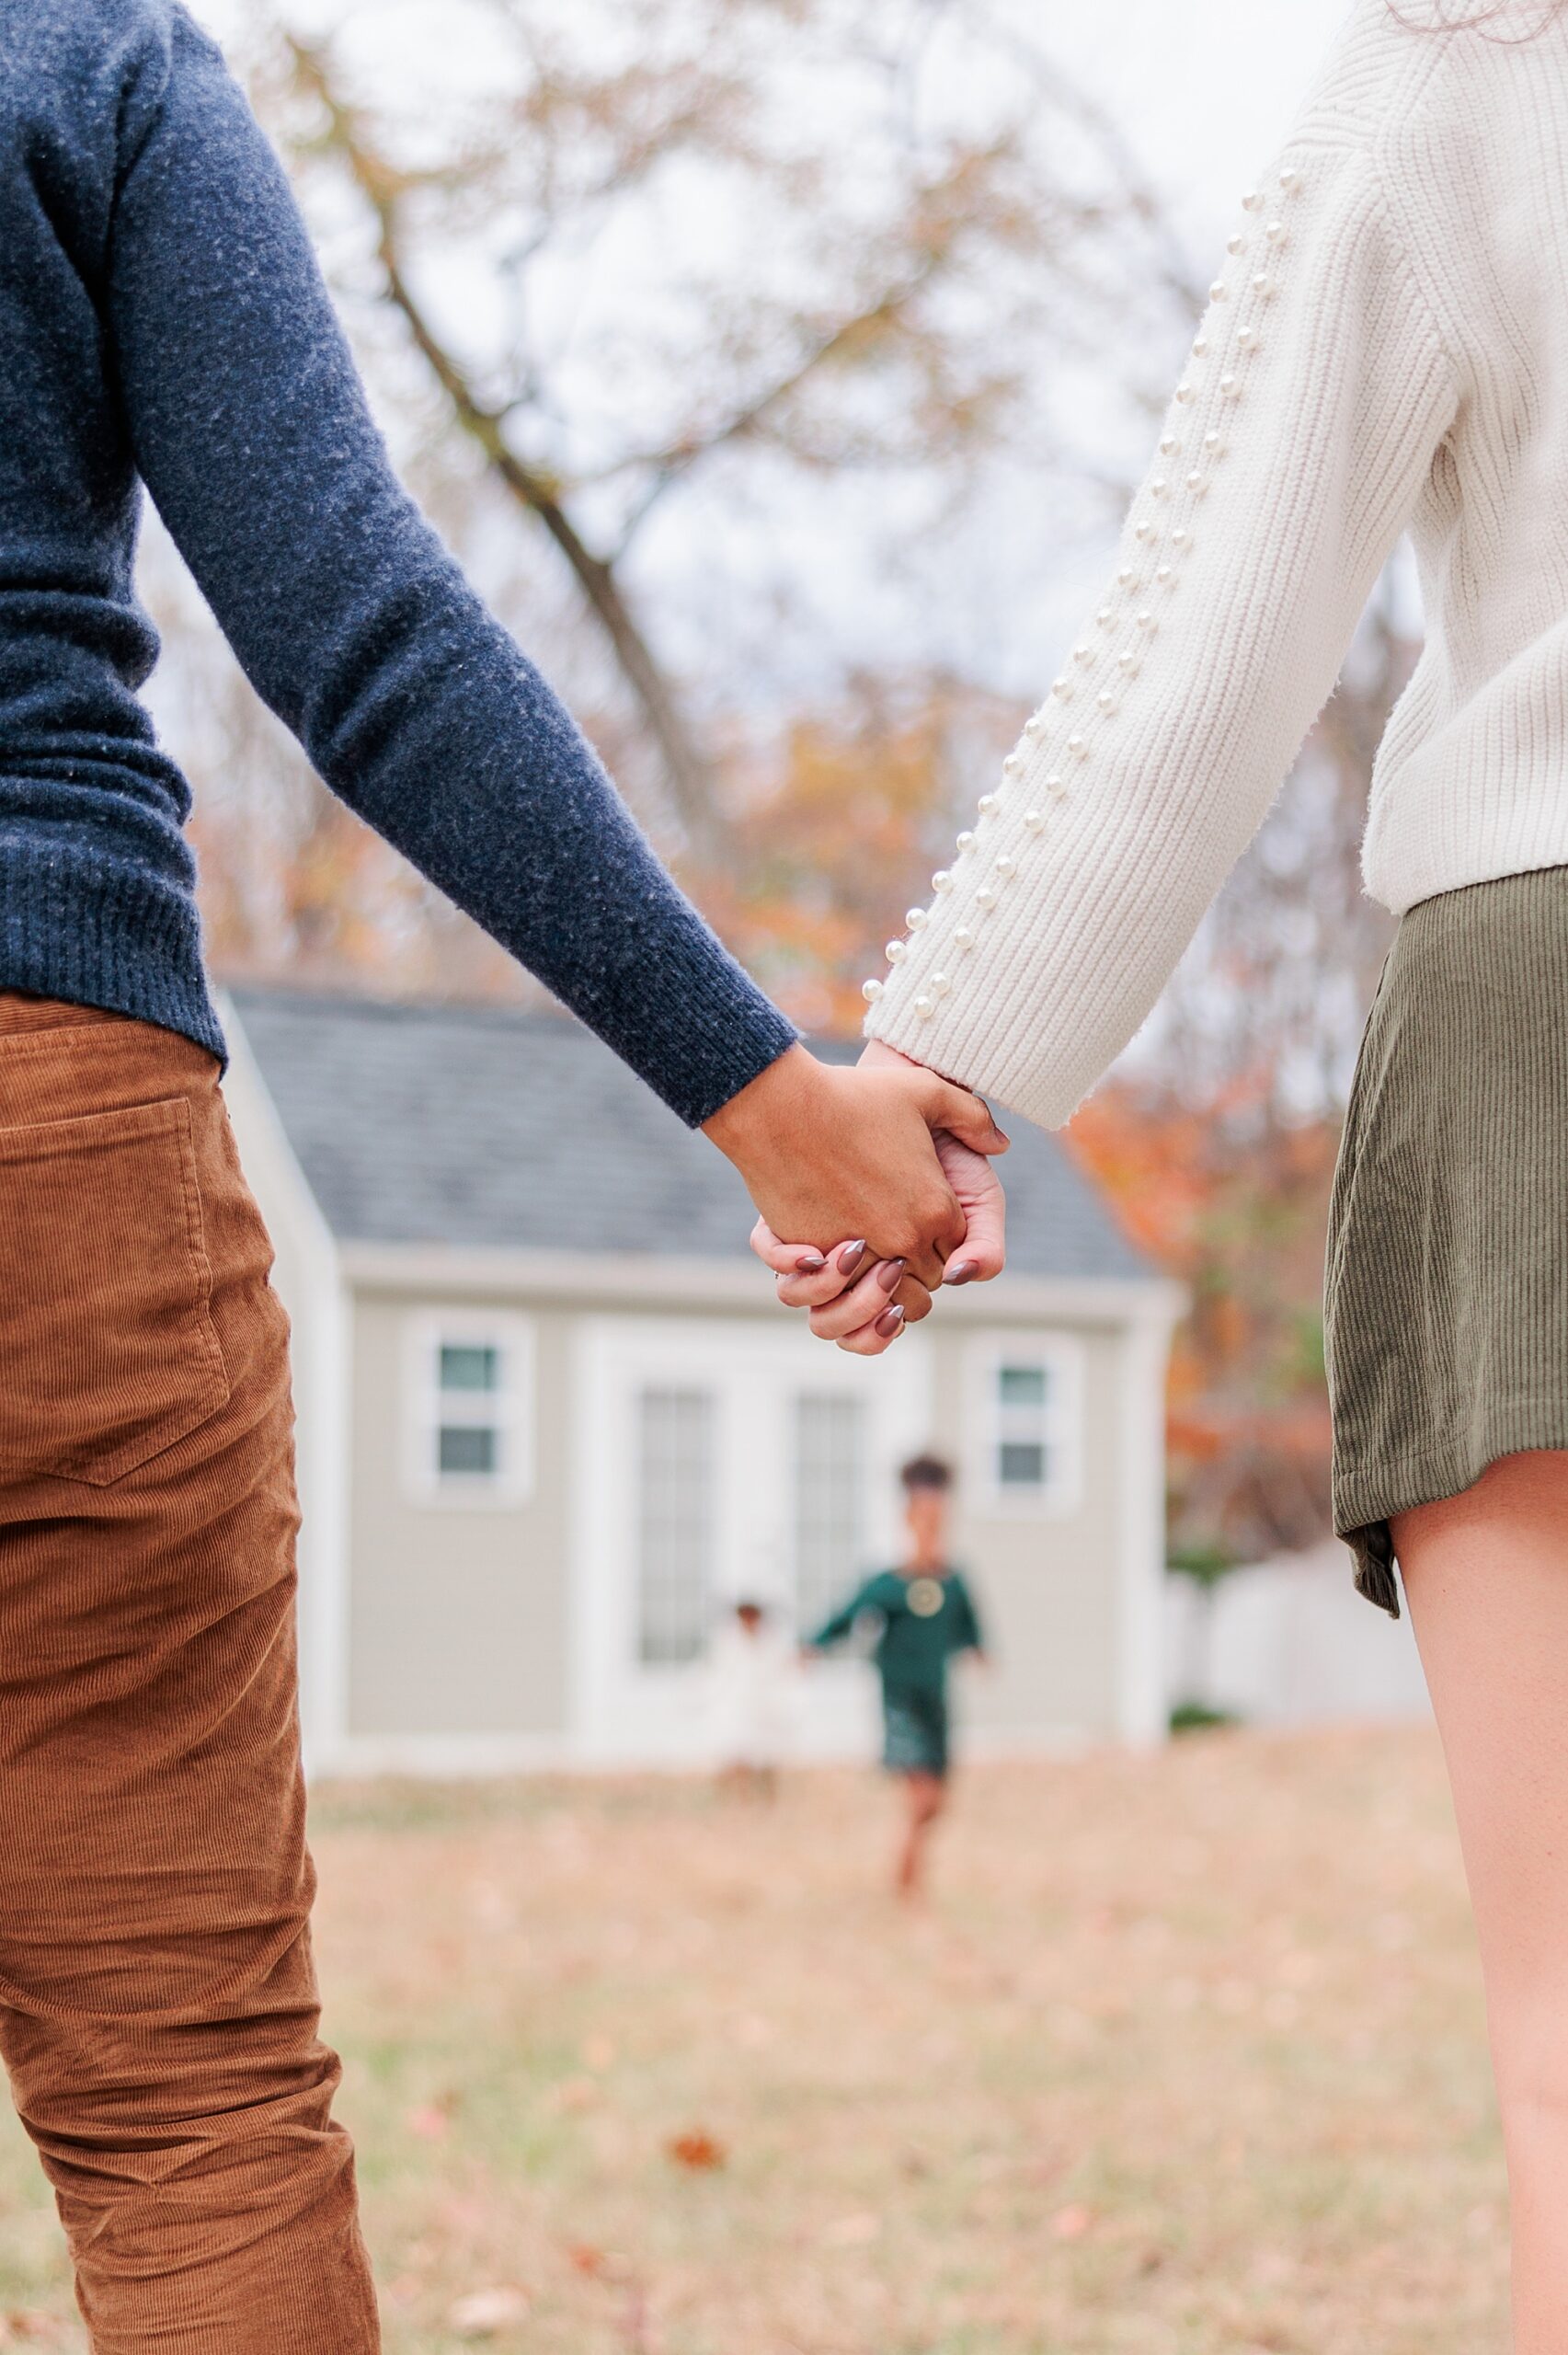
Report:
0,0,795,1125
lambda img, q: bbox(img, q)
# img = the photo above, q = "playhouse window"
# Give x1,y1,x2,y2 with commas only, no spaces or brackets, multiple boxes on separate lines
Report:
406,1315,534,1502
969,1338,1083,1516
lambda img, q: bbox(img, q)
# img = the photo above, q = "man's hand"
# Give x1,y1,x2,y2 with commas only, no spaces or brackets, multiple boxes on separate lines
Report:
748,1043,1008,1350
704,1042,1007,1290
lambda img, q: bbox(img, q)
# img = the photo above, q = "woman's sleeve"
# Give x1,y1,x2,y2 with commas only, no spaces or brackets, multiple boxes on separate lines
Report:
864,129,1459,1130
105,10,795,1128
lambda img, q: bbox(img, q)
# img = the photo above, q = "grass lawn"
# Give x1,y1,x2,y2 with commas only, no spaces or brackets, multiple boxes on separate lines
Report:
0,1727,1508,2352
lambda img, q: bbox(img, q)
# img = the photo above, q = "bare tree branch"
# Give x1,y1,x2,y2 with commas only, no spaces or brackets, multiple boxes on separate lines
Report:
286,33,726,859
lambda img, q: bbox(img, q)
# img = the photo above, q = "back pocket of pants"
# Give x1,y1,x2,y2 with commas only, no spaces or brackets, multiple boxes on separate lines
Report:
0,1097,230,1486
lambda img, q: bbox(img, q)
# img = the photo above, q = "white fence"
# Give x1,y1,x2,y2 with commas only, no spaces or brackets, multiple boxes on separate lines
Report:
1165,1541,1431,1728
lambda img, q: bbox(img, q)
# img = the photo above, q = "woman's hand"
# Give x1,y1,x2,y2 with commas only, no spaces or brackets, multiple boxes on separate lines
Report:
749,1044,1009,1350
703,1042,1007,1290
756,1242,937,1356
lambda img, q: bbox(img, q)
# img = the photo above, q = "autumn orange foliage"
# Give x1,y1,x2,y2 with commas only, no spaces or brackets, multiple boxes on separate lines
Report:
1067,1082,1341,1562
693,682,1015,1037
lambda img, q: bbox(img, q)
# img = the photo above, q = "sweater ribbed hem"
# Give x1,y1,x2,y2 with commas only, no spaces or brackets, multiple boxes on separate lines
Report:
0,844,225,1064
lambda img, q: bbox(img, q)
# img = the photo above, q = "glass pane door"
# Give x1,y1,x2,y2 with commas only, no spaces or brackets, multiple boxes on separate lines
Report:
636,1387,715,1665
792,1393,867,1632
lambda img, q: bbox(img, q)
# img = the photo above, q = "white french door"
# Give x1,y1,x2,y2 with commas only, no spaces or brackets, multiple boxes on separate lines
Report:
571,1315,933,1764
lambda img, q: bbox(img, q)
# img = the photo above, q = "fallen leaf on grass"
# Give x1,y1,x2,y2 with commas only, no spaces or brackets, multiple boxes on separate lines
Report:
566,2243,635,2284
448,2285,531,2337
666,2128,727,2170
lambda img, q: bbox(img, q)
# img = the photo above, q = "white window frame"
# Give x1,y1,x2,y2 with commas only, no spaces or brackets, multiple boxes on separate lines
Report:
403,1310,536,1507
965,1332,1085,1520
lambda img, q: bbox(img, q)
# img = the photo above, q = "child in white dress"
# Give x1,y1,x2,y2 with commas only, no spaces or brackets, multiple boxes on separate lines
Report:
706,1600,799,1798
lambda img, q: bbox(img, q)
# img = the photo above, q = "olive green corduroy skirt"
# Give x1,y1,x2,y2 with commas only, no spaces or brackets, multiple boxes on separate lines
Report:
1326,866,1568,1616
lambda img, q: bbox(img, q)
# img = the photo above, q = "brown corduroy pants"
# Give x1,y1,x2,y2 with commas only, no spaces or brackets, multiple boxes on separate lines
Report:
0,994,379,2351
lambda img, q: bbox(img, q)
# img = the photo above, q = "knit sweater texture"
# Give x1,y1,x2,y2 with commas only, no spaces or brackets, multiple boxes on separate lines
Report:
0,1,795,1126
866,0,1565,1129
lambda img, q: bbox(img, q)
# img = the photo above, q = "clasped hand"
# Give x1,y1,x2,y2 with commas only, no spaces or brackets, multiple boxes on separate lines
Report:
702,1039,1008,1355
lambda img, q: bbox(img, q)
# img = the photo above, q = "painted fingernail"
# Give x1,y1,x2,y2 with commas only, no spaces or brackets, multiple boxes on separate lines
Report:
876,1258,907,1292
794,1252,828,1274
837,1240,867,1276
875,1304,906,1338
944,1260,979,1286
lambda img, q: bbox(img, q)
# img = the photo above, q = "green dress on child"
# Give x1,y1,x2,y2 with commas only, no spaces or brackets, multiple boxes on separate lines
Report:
809,1568,984,1779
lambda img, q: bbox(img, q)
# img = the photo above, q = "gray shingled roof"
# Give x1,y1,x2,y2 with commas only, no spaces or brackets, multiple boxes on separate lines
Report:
229,988,1151,1282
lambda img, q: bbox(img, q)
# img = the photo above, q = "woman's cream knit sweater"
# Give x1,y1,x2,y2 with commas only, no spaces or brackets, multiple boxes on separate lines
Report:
865,0,1568,1128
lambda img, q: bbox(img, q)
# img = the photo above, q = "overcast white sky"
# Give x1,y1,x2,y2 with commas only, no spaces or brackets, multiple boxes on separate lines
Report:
196,1,1356,249
177,0,1364,704
1046,1,1353,246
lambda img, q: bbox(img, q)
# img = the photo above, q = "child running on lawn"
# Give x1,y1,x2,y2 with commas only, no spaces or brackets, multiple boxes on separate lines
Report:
806,1453,986,1898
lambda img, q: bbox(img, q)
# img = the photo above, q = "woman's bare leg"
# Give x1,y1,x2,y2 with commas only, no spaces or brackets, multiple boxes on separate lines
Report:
1395,1449,1568,2355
